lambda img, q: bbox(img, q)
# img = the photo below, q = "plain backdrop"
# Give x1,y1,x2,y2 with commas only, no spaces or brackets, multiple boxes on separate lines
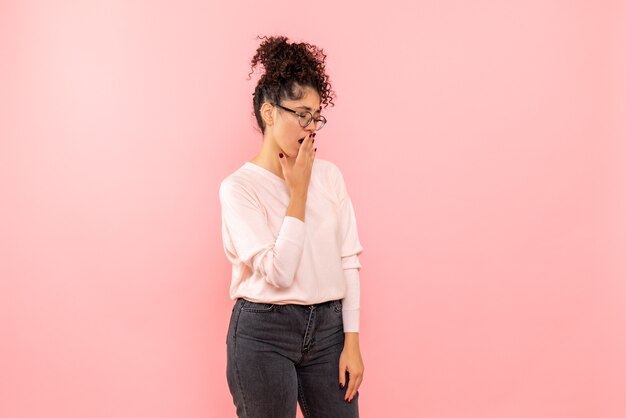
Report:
1,1,625,417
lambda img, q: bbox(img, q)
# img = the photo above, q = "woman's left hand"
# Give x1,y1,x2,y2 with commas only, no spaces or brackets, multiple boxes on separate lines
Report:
338,334,364,402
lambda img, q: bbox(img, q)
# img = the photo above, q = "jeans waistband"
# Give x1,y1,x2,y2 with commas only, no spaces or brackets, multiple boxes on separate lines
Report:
238,298,339,309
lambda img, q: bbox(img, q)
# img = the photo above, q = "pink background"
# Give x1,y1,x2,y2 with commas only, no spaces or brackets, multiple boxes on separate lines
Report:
1,1,625,417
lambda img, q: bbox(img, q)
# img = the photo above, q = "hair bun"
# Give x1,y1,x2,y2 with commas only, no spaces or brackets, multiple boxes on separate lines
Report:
252,36,308,80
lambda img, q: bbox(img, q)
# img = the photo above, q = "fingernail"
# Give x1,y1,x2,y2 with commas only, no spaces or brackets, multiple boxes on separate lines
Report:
279,153,283,158
314,148,317,151
312,139,315,143
340,383,344,388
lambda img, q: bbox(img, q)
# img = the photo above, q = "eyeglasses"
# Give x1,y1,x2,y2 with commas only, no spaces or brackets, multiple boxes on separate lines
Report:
271,102,327,131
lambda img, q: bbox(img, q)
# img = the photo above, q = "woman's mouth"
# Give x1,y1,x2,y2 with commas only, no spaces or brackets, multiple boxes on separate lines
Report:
298,137,305,144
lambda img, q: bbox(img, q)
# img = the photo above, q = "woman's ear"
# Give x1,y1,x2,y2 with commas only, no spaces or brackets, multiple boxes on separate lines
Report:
260,102,274,127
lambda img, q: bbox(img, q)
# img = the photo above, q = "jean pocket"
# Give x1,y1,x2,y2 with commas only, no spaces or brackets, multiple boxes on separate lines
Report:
332,300,343,313
240,299,276,313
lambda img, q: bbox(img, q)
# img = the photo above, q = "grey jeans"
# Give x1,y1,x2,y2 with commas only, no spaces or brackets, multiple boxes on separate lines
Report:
226,297,360,418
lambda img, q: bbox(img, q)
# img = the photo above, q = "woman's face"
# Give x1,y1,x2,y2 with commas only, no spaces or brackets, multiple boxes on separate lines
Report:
270,86,322,158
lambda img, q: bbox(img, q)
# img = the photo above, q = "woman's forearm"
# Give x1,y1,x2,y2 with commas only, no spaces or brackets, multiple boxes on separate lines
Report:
344,332,360,347
286,191,308,221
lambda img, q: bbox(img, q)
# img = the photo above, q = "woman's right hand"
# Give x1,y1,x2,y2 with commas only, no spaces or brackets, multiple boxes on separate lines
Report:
278,132,317,196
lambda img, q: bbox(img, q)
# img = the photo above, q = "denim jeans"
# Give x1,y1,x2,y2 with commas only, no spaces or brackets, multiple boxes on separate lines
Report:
226,297,360,418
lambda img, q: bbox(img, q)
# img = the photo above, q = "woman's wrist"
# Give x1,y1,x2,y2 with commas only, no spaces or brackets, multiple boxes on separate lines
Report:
285,192,307,221
344,332,360,348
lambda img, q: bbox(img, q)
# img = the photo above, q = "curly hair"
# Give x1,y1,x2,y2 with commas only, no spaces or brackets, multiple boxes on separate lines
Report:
248,35,336,133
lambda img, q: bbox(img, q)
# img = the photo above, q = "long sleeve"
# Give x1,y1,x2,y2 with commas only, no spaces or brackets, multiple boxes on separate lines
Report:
341,264,361,332
333,165,364,332
219,179,305,288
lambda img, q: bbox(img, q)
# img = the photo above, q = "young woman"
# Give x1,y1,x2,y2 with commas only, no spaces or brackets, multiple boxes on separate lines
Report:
219,35,364,418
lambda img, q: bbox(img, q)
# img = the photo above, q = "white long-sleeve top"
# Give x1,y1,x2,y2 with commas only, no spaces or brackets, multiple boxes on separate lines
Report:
218,158,364,332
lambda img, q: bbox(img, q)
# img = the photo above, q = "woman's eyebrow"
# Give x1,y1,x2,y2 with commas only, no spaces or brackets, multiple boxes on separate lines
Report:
296,105,322,113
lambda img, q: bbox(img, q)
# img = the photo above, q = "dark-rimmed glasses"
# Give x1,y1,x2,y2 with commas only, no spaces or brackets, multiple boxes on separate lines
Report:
271,102,327,131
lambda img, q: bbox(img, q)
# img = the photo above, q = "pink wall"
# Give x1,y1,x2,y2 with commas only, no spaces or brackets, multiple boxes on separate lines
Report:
1,1,624,417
